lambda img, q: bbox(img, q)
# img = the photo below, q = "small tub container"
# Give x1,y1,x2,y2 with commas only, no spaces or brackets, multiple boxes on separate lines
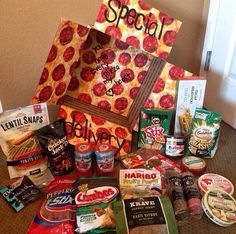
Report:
74,143,93,177
165,136,185,157
181,156,206,176
198,173,234,196
95,143,114,176
202,189,236,227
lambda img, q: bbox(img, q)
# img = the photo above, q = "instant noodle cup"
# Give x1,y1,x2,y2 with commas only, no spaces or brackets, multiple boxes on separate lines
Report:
74,143,93,177
202,189,236,227
198,173,234,196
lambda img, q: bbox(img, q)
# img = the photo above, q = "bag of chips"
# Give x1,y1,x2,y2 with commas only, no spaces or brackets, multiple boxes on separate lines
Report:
36,119,74,175
138,109,172,151
73,177,119,233
27,177,76,234
186,108,222,158
0,103,54,187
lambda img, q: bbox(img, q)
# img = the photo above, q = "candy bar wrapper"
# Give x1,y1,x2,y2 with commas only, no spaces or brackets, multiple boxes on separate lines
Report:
138,109,172,151
114,196,178,234
94,0,182,58
58,105,132,157
174,78,206,137
120,152,145,169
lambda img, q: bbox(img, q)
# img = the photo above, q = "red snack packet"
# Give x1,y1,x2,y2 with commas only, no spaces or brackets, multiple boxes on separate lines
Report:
27,177,76,234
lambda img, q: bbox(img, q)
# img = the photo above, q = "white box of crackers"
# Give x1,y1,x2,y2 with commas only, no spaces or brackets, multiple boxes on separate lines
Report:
174,78,206,137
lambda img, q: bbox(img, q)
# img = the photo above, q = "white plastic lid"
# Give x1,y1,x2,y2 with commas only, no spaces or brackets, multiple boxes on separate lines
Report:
202,189,236,227
198,173,234,195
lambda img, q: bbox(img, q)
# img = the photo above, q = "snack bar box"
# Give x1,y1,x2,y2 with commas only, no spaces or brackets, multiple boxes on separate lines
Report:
31,0,196,156
174,78,206,137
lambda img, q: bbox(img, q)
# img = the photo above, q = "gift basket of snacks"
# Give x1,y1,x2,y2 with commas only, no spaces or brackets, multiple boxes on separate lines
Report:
0,0,235,234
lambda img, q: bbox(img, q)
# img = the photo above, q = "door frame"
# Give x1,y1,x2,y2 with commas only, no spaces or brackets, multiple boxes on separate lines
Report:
200,0,220,76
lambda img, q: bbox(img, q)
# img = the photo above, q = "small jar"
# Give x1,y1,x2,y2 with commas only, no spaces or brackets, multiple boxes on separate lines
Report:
95,143,114,176
165,136,185,157
74,143,93,177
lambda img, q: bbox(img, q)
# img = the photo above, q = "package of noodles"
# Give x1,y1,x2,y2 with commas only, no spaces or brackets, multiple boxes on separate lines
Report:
0,103,54,187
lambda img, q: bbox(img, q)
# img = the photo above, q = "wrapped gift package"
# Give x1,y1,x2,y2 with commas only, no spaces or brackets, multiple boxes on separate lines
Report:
31,0,201,156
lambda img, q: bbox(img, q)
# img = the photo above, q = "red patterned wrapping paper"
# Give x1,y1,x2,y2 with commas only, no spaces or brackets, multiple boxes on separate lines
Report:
58,105,132,157
31,19,90,105
94,0,182,58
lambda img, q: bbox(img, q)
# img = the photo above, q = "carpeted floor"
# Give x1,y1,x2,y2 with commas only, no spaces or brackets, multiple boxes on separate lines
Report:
0,121,236,234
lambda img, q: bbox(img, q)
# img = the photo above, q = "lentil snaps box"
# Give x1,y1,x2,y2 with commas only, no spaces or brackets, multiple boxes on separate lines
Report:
0,103,54,187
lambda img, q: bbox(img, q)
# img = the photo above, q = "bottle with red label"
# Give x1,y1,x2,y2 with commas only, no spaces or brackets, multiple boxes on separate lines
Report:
74,143,93,177
95,143,114,176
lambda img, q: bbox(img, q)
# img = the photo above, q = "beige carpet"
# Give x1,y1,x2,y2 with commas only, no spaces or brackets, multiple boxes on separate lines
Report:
0,121,236,234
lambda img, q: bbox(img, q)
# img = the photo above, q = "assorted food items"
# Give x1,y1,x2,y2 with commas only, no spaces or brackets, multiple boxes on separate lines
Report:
0,0,235,233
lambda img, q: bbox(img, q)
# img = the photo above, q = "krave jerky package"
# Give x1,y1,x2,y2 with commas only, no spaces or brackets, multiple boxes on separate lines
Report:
36,119,74,175
0,103,54,187
186,108,222,158
114,196,178,234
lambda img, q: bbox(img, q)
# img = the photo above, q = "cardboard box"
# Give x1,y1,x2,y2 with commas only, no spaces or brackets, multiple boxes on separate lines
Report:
174,78,206,136
30,1,195,156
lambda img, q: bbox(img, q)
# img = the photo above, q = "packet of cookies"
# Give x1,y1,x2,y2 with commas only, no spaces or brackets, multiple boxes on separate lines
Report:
138,109,172,151
186,108,222,158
